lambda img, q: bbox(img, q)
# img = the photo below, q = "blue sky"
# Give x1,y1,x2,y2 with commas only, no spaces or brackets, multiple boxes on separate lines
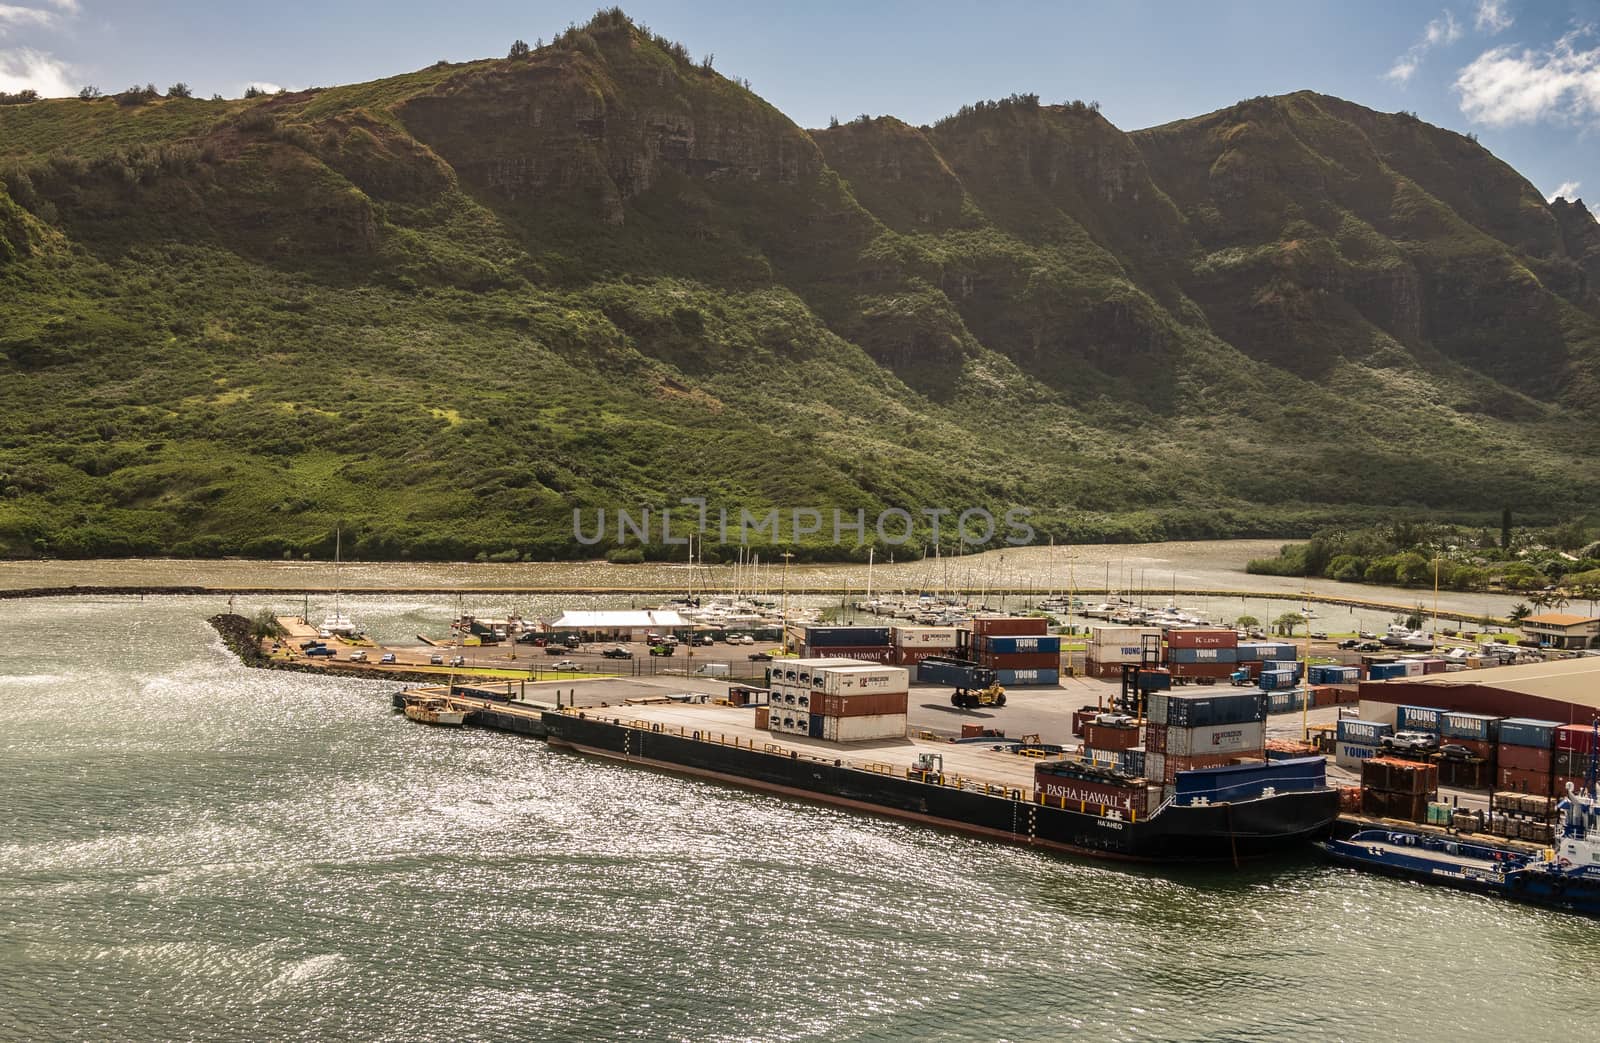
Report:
0,1,1595,209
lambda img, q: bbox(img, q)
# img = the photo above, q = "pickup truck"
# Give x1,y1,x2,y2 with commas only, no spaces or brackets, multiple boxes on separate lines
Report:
305,646,336,658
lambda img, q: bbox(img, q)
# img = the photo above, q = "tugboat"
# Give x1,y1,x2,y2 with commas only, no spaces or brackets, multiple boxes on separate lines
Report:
1322,730,1600,916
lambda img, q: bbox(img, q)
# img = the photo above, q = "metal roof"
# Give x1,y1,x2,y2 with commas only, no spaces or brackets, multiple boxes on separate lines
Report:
1522,613,1599,626
1409,656,1600,707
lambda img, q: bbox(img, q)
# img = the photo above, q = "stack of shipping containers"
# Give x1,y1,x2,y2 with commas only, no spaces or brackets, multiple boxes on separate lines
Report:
1084,625,1161,679
1360,758,1438,822
1334,717,1391,770
1081,716,1145,781
1555,725,1597,794
1233,641,1298,682
1437,711,1499,788
1143,690,1268,785
968,617,1059,686
1033,759,1159,818
767,659,909,742
1165,628,1237,684
1497,718,1560,795
890,626,958,668
799,626,893,664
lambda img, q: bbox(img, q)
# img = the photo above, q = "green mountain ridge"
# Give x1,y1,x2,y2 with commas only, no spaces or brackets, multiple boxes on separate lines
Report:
1,11,1597,561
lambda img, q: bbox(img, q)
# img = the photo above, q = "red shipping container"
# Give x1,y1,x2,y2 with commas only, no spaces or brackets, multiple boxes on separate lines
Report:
1157,753,1239,782
1554,750,1596,776
813,691,909,718
1145,723,1168,752
1498,744,1553,774
1083,722,1141,751
1081,659,1127,678
1554,775,1590,796
1499,766,1554,795
1420,659,1448,675
971,617,1049,637
894,648,941,667
978,652,1060,670
1167,662,1237,679
1556,725,1597,754
1034,773,1148,815
754,706,770,730
1072,707,1101,737
1167,629,1239,650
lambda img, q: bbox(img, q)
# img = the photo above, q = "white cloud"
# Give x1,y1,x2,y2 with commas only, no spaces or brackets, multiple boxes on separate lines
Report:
1455,32,1600,126
1548,180,1581,202
0,4,58,32
0,46,74,95
1386,10,1463,85
1475,1,1513,34
45,0,79,11
243,81,283,96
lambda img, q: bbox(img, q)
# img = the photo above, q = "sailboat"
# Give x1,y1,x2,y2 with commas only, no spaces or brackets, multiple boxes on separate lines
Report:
319,526,362,638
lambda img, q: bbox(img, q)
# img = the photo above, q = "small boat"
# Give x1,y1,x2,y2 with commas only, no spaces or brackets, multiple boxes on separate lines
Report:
402,695,467,727
1322,760,1600,917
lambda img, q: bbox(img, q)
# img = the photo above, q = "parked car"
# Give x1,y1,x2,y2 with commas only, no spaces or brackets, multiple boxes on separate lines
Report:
1337,639,1361,650
305,646,336,658
553,659,579,671
601,646,634,659
379,653,396,664
546,646,570,656
1381,730,1439,752
450,655,465,668
299,639,324,650
737,635,755,645
695,635,715,647
1311,631,1328,640
1356,641,1383,652
429,653,444,665
649,645,676,657
347,650,367,662
748,651,773,662
1438,743,1475,760
1358,631,1377,640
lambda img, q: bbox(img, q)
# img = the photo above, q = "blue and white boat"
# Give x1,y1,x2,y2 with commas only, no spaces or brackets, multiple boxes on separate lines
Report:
1322,737,1600,917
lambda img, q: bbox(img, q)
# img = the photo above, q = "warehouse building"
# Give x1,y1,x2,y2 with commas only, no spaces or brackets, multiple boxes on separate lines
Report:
545,610,690,642
1358,656,1600,726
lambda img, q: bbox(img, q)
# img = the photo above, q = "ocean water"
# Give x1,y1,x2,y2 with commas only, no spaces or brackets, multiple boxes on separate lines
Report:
2,596,1592,1042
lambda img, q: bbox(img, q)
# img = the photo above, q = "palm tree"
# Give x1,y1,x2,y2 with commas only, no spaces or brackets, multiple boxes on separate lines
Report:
1547,591,1570,613
1508,602,1532,623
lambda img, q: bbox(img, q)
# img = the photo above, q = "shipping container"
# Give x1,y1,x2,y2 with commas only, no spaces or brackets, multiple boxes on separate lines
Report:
1257,670,1297,691
1121,747,1147,778
1167,662,1237,679
1397,705,1444,734
890,626,960,649
1366,663,1408,681
754,706,770,730
916,657,996,689
1034,772,1148,815
804,626,891,647
1161,720,1267,757
1498,765,1554,795
1171,757,1326,803
1335,741,1380,770
1498,744,1553,774
1557,725,1598,754
1498,718,1561,749
1555,750,1597,776
1168,647,1240,664
821,713,908,743
1437,757,1492,790
971,616,1049,637
801,644,893,664
1362,757,1439,795
1136,668,1174,691
1448,737,1496,761
1362,789,1429,822
812,664,910,694
1167,629,1239,650
1079,658,1128,678
1337,718,1393,744
1147,690,1268,728
1308,664,1361,685
977,635,1062,654
1265,660,1304,676
1267,690,1307,715
809,715,824,738
1439,712,1500,743
1236,642,1298,662
995,668,1060,686
1419,659,1448,675
977,651,1061,671
1082,722,1141,751
811,691,910,718
893,647,943,667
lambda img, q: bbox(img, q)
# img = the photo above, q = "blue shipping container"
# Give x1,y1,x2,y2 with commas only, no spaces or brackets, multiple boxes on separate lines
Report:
1337,719,1393,743
1309,665,1360,685
1154,691,1268,727
1137,670,1173,691
809,715,824,738
1440,712,1500,743
1397,705,1443,733
806,626,891,647
1257,670,1296,690
1121,748,1146,777
1268,691,1306,714
916,657,995,689
1173,756,1326,803
995,668,1059,686
1368,663,1408,681
1499,718,1561,749
1169,647,1239,664
982,635,1061,654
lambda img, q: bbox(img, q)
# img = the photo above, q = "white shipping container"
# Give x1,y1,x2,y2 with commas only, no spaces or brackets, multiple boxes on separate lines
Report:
1162,721,1267,757
1086,647,1145,664
891,626,960,648
1090,626,1161,645
821,713,908,742
1335,741,1379,770
814,664,910,694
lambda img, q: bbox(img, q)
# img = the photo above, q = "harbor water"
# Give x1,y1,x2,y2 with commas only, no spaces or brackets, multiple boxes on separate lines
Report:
3,594,1595,1042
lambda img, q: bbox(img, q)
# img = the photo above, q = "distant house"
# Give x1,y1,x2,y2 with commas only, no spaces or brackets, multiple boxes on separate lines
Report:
1520,612,1600,650
547,610,691,642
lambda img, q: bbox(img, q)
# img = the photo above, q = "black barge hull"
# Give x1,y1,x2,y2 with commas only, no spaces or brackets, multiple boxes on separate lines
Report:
543,712,1339,863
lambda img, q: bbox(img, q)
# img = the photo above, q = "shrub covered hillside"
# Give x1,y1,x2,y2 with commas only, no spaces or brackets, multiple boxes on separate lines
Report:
2,11,1599,561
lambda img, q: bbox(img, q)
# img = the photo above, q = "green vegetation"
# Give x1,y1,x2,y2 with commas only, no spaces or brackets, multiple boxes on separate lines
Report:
1248,518,1600,596
2,9,1599,561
